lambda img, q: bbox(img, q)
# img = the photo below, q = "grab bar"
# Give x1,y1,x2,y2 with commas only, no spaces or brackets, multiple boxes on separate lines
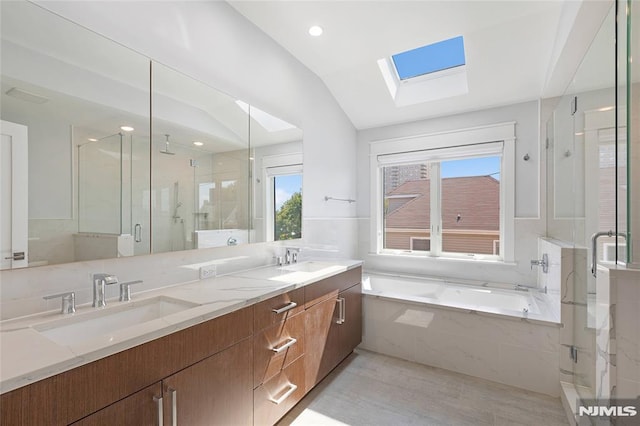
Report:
591,231,626,277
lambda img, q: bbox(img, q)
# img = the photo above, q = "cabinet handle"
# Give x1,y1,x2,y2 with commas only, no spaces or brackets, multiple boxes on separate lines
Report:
336,297,345,324
271,337,297,353
272,301,297,314
168,388,177,426
269,383,298,405
153,396,163,426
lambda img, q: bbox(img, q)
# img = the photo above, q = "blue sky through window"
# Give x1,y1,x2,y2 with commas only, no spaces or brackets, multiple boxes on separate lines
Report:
441,156,500,181
274,174,302,210
392,36,465,80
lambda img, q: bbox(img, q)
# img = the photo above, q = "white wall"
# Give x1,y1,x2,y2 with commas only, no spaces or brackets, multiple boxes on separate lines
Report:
357,100,545,285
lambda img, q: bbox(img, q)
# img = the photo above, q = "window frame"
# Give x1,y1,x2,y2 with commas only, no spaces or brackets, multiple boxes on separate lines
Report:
370,122,516,263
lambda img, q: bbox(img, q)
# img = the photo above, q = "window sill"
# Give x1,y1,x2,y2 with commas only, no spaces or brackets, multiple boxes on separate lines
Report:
370,251,517,267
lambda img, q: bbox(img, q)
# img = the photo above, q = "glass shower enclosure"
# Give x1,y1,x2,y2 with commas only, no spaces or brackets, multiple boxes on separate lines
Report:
77,130,150,257
546,0,637,411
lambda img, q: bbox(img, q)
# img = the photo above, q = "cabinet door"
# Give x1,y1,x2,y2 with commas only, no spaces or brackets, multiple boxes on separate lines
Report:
337,283,362,362
162,338,253,426
303,291,340,392
71,383,162,426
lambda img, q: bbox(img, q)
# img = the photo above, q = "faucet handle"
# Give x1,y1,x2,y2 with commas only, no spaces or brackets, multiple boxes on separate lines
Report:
43,291,76,314
119,280,142,302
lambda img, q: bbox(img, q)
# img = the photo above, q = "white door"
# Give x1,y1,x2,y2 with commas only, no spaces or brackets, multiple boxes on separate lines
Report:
1,120,28,269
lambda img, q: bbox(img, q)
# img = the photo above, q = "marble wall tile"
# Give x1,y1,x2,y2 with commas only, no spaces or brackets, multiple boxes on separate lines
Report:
360,295,561,396
498,342,559,396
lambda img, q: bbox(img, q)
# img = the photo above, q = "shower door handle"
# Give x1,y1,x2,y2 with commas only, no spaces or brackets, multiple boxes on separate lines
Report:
134,224,142,243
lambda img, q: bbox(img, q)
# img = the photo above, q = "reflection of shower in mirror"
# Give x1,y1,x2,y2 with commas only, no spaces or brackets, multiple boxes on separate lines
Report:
160,134,176,155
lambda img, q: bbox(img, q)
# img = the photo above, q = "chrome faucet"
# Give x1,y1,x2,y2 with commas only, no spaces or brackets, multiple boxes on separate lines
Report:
119,280,142,302
591,230,627,277
43,291,76,314
285,247,300,265
92,273,118,307
531,253,549,274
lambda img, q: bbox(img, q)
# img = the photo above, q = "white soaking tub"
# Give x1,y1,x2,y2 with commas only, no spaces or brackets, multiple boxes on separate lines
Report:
361,272,558,321
360,271,561,396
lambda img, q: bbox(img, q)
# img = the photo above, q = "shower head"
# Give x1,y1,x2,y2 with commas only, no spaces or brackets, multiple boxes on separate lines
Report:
160,134,176,155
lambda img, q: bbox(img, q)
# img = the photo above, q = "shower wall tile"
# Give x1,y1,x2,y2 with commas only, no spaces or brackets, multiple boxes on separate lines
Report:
593,267,640,402
595,266,614,401
613,269,640,398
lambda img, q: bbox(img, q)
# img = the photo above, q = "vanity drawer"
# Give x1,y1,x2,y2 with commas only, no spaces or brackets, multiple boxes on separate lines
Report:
254,310,305,388
253,355,305,426
254,287,304,332
304,267,361,308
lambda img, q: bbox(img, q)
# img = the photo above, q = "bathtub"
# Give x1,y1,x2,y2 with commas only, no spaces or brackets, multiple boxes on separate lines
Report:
360,271,561,396
362,272,558,322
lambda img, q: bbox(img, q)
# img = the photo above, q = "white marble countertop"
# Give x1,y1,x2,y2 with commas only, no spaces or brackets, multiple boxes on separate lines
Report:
0,259,362,394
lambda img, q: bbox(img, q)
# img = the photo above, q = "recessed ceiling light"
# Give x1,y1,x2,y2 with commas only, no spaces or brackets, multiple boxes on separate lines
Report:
308,25,323,37
120,126,134,132
88,138,98,142
193,141,204,146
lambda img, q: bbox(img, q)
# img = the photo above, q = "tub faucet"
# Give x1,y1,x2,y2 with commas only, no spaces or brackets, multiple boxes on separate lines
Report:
92,273,118,307
530,253,548,274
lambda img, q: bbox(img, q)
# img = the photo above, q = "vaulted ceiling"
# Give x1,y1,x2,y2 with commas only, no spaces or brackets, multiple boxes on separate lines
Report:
229,1,568,130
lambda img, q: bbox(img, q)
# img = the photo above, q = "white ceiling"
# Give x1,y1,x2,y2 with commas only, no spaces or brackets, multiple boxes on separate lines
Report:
229,1,566,130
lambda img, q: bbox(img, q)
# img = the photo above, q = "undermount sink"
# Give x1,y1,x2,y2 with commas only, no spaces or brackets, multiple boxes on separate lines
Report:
278,261,339,273
33,296,199,346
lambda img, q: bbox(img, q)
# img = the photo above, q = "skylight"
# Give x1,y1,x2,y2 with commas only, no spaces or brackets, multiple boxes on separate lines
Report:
392,36,465,80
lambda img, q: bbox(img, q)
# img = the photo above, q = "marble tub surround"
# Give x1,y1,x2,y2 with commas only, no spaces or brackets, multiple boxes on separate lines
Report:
0,259,362,394
360,294,561,396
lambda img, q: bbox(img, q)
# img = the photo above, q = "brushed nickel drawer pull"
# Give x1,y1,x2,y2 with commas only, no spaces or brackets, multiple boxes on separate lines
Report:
153,396,163,426
168,388,177,426
272,301,297,314
269,383,298,405
271,337,297,353
336,297,345,324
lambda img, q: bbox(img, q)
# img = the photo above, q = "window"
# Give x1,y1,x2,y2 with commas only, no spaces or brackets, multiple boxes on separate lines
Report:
377,36,468,107
382,155,500,258
264,163,303,241
273,174,302,241
371,123,515,262
392,36,465,80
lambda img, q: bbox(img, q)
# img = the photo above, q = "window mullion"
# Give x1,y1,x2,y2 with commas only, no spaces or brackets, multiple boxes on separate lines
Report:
430,162,442,256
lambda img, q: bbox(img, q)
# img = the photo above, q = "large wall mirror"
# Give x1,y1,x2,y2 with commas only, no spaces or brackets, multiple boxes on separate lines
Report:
1,1,151,269
1,1,303,270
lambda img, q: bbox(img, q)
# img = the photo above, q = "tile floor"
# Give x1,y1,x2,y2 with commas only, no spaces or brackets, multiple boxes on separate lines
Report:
278,349,569,426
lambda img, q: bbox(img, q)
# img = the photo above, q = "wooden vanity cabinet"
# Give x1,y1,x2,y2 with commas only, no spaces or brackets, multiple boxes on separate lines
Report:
304,267,362,392
162,338,253,426
71,383,162,426
0,267,362,426
72,339,253,426
0,306,253,426
253,288,306,425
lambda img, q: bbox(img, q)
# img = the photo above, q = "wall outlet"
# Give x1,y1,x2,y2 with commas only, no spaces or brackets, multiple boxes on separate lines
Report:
199,265,216,280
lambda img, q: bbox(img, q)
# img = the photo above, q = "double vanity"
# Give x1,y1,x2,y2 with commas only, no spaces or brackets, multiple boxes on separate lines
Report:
0,260,363,425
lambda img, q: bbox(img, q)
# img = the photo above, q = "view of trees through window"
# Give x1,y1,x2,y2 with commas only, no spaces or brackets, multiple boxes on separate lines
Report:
274,174,302,241
383,156,500,256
